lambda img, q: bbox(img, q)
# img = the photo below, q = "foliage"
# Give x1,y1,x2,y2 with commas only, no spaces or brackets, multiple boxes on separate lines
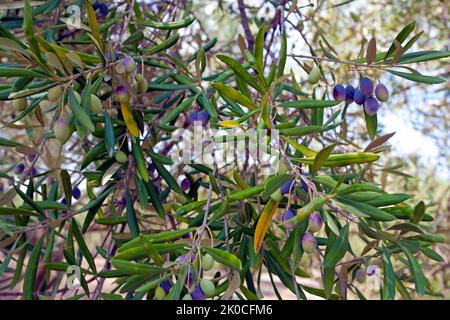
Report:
0,0,448,300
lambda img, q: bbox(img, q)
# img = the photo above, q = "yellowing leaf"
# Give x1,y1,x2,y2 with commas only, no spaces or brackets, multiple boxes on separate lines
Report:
121,103,139,137
254,199,280,253
219,120,240,128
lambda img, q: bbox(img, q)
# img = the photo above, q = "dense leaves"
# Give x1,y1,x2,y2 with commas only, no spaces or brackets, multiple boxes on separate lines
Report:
0,0,447,301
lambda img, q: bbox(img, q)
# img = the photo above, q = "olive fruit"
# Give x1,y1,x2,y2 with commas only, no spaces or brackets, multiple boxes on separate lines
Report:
360,77,374,97
54,117,72,144
375,83,389,102
201,254,214,271
72,187,81,200
332,84,346,102
191,285,205,300
115,151,128,163
182,294,193,300
345,85,355,104
364,97,379,116
47,86,63,102
12,98,28,111
90,94,103,113
154,286,166,300
270,189,283,201
355,268,366,283
14,163,25,174
353,89,365,105
308,212,323,233
135,74,148,93
123,56,136,74
281,208,296,222
302,232,317,254
115,85,130,103
199,279,215,298
280,178,295,195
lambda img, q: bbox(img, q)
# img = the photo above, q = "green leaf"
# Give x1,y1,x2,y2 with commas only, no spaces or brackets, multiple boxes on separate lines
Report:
159,95,195,125
71,219,97,274
364,109,377,139
125,189,140,238
312,143,337,175
279,99,339,109
277,31,287,78
410,201,425,224
384,22,415,60
13,184,44,216
138,16,196,30
0,67,46,78
212,83,257,110
0,137,25,147
23,0,42,62
261,174,292,201
382,246,396,300
103,111,115,158
279,125,323,137
145,180,165,219
334,197,396,221
60,169,72,207
23,237,44,300
0,207,39,217
387,69,445,84
403,246,426,295
203,247,242,270
323,224,349,268
253,23,265,75
110,259,165,276
68,89,95,132
216,55,264,93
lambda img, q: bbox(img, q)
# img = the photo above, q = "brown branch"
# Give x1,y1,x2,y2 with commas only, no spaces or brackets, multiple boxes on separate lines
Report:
237,0,254,51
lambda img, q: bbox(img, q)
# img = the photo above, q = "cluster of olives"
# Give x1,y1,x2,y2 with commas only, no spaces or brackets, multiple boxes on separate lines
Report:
154,253,216,300
333,77,389,116
282,209,323,254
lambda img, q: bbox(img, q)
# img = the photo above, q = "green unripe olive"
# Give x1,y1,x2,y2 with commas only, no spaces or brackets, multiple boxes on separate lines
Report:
134,75,148,93
182,294,193,300
307,67,321,84
90,94,103,113
199,279,215,298
115,151,128,163
270,189,283,201
39,99,54,112
54,117,72,144
12,98,28,111
47,86,63,102
201,254,214,271
355,268,366,283
115,62,126,74
154,287,166,300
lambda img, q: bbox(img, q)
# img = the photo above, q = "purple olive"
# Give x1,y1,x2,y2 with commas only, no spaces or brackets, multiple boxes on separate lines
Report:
301,173,311,192
197,110,210,126
106,51,120,62
356,268,366,283
280,178,295,195
72,187,81,200
160,280,172,294
332,84,346,102
189,111,210,126
92,1,100,10
364,97,380,116
345,85,355,104
115,85,130,103
61,198,67,205
308,212,323,233
191,285,205,300
302,232,317,254
15,163,25,174
360,77,373,97
98,3,109,16
353,89,366,105
281,208,296,222
375,83,389,102
181,177,191,192
123,56,136,74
